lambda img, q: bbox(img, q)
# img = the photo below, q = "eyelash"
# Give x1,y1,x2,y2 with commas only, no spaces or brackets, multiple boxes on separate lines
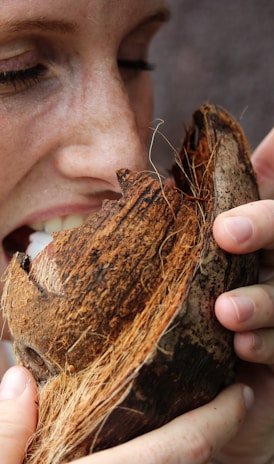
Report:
0,64,47,89
0,58,154,92
117,59,155,72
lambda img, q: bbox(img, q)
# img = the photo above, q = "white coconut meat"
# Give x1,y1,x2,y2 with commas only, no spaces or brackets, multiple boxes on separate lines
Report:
26,231,53,261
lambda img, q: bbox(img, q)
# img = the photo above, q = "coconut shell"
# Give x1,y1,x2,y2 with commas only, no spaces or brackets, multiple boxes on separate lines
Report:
1,104,259,463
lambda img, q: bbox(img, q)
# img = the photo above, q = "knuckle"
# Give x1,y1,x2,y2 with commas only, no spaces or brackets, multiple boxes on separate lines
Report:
257,284,274,320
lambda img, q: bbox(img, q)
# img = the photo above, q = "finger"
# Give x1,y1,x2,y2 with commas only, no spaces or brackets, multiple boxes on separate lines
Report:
213,199,274,254
252,126,274,199
234,329,274,364
0,366,38,464
215,283,274,332
216,284,274,364
70,384,253,464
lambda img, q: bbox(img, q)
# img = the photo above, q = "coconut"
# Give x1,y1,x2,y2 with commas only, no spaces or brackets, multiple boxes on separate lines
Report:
2,104,259,463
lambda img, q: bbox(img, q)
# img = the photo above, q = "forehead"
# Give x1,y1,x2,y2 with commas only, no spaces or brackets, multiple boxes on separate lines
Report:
0,0,170,36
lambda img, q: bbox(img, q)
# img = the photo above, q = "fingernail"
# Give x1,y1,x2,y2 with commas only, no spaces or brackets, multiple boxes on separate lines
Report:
230,296,254,322
0,367,29,400
223,216,253,244
243,386,255,410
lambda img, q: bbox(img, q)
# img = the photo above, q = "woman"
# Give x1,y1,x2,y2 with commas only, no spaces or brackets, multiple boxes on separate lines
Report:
0,1,273,462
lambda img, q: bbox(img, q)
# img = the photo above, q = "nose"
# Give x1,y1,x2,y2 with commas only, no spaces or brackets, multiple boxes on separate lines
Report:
54,70,150,192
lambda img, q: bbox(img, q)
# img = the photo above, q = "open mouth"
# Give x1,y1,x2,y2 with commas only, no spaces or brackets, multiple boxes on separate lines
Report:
3,225,35,260
3,215,85,262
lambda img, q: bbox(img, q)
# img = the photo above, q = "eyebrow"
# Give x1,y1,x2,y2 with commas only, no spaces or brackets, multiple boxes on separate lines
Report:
4,6,170,36
5,18,78,35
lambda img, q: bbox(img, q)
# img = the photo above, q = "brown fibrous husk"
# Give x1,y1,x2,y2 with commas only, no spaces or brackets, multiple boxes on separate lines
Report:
2,104,259,463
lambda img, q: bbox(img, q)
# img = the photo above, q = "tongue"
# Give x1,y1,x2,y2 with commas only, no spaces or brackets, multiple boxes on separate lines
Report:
26,231,53,260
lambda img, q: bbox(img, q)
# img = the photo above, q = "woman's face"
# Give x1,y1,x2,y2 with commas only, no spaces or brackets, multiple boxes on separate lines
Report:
0,1,169,292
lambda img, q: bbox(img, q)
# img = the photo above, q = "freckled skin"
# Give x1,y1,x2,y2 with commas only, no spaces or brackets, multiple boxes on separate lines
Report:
0,0,167,337
1,0,166,444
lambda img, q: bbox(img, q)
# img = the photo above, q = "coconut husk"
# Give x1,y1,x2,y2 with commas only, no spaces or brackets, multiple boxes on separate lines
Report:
1,104,259,463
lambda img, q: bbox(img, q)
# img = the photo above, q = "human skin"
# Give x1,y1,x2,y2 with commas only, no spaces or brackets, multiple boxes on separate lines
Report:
0,0,167,336
0,367,38,464
0,0,273,462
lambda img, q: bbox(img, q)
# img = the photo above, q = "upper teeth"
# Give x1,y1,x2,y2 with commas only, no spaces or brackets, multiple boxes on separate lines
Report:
30,214,84,233
26,214,85,261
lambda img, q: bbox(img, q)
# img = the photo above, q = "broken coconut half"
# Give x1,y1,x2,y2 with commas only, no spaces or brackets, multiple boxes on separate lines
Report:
2,104,259,463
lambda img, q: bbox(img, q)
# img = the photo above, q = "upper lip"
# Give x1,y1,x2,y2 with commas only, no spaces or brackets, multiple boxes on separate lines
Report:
4,190,122,236
17,205,101,230
2,192,122,258
3,206,97,242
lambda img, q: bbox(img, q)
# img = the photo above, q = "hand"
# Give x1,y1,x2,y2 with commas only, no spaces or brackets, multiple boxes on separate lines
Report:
68,384,252,464
0,371,252,464
0,366,38,464
212,127,274,463
0,378,252,464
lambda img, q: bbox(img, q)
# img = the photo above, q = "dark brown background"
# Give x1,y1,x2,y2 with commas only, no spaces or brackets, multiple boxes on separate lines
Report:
150,0,274,170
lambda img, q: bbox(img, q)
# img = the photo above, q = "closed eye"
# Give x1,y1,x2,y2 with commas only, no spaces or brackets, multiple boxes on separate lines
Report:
0,64,47,94
118,59,155,72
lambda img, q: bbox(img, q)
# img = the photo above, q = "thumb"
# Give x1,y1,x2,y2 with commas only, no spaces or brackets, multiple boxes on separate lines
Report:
72,384,253,464
0,366,38,464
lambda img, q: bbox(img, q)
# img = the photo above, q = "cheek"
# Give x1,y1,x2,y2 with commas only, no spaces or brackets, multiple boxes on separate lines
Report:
127,73,154,146
0,114,41,202
0,91,60,201
0,114,28,200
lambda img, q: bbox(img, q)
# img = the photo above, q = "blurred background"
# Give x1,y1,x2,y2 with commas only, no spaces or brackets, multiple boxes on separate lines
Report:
150,0,274,170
